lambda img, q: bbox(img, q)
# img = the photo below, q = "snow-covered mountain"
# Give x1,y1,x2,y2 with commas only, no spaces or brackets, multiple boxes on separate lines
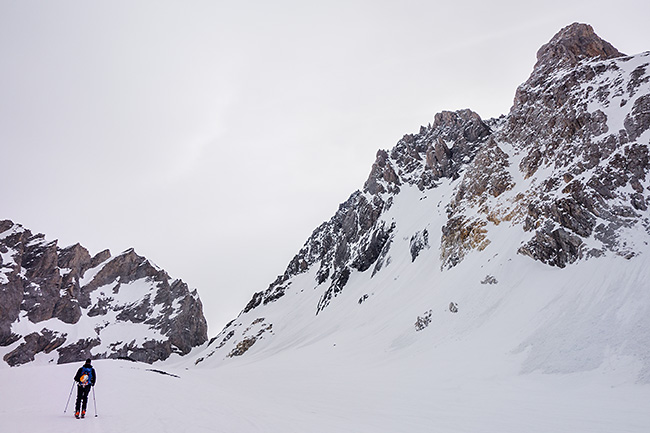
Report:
0,220,208,366
193,23,650,384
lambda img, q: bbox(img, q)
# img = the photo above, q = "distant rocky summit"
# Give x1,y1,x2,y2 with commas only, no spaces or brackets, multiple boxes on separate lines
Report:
0,220,208,366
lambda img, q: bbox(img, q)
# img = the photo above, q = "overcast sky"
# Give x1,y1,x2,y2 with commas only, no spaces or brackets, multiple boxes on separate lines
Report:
2,0,649,333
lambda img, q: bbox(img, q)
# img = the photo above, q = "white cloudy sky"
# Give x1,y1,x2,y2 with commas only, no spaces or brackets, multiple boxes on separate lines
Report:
2,0,649,332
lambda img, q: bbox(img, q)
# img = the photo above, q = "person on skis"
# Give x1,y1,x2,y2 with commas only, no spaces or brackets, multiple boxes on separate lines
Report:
73,358,96,418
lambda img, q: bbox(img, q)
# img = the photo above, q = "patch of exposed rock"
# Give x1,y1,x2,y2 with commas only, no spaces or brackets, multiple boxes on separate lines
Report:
440,137,514,268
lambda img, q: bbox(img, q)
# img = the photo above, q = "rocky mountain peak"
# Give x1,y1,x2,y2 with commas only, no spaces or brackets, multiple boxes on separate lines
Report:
0,220,208,366
533,23,624,72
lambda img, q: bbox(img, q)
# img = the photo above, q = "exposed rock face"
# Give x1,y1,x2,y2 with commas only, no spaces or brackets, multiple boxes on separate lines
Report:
0,221,208,366
533,23,624,72
196,23,650,363
440,137,514,268
501,23,650,265
409,229,430,262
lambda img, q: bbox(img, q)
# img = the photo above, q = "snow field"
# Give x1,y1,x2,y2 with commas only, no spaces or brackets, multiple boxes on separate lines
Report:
1,350,649,433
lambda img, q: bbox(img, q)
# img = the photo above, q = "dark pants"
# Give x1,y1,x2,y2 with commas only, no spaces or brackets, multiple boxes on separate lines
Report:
75,385,91,413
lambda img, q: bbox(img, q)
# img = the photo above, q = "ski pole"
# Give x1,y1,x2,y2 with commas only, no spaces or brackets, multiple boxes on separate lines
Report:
64,382,75,413
92,385,98,417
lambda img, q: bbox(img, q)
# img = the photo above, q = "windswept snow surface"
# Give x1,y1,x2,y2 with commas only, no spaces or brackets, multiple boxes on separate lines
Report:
0,354,649,433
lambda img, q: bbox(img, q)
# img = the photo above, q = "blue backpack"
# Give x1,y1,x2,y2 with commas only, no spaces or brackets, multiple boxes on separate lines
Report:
79,366,93,386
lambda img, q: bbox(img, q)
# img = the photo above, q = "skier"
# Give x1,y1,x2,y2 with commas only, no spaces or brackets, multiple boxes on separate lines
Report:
73,358,96,419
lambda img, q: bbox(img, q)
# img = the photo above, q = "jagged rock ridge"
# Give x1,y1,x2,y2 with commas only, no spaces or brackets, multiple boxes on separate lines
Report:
0,220,208,366
194,23,649,365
